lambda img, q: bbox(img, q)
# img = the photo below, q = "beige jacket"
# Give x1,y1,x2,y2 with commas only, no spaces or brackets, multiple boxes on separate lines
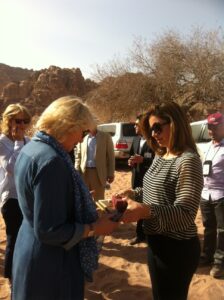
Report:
75,131,115,186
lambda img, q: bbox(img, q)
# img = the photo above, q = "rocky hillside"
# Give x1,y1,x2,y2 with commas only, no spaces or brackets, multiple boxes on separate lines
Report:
0,63,33,94
0,64,97,116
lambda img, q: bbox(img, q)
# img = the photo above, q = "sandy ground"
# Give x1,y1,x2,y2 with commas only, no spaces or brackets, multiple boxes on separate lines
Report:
0,164,224,300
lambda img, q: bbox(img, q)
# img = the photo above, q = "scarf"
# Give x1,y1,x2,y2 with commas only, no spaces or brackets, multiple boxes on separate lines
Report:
34,131,99,282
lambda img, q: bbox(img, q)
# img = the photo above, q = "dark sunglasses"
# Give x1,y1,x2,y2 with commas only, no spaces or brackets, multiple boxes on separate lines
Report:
14,119,30,125
150,121,170,135
82,130,89,138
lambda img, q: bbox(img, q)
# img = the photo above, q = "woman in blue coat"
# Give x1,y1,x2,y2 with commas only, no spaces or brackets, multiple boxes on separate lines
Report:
12,96,119,300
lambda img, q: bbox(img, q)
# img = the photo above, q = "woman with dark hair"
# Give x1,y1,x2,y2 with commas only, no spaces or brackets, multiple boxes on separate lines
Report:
0,103,31,282
120,102,203,300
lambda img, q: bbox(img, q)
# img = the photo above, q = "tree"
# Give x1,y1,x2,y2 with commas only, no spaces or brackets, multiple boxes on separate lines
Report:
88,27,224,122
91,55,132,82
86,72,157,122
130,28,224,107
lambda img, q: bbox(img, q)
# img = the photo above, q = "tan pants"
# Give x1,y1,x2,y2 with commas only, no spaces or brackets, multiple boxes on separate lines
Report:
83,168,105,201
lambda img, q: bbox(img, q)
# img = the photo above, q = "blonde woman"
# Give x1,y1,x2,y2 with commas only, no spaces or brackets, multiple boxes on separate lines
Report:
12,96,119,300
0,103,31,281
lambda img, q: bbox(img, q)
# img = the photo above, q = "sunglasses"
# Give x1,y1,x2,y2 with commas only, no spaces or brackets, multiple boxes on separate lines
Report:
150,121,170,135
14,119,30,125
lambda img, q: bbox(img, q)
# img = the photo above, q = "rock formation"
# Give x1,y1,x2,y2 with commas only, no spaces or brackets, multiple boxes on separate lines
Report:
0,64,98,116
0,63,33,94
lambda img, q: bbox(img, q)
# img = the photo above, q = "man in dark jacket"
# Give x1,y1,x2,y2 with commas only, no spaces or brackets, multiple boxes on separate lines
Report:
128,114,154,245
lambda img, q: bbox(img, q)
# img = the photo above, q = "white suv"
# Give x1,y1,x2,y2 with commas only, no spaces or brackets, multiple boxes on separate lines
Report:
97,122,137,159
98,120,210,160
190,119,211,158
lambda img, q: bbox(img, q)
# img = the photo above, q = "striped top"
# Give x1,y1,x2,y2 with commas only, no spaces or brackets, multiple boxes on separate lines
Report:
136,151,203,240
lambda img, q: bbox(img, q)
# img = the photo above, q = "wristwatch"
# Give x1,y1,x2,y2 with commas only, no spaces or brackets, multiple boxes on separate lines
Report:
87,223,95,237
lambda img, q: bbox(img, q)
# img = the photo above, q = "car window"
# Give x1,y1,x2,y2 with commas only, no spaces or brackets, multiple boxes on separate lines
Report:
200,125,210,142
191,124,203,142
122,124,136,137
191,122,211,143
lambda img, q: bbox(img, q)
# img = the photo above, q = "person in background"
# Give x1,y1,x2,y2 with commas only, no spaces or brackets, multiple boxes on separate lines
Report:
75,125,115,201
0,103,31,282
200,112,224,278
12,96,119,300
128,114,154,245
118,102,203,300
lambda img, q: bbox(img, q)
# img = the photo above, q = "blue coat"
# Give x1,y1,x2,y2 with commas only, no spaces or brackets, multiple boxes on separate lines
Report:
12,139,85,300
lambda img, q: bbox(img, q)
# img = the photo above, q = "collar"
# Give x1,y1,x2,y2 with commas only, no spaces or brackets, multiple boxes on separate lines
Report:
0,134,14,147
211,138,224,147
89,132,98,138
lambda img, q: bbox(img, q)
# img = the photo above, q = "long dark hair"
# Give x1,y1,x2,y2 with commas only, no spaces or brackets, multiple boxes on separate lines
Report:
141,102,198,156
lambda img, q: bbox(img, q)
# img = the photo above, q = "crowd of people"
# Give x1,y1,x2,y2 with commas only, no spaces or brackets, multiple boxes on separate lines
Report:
0,96,223,300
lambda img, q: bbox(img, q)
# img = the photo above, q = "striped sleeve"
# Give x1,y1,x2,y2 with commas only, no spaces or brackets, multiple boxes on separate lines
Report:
143,152,203,239
150,154,203,233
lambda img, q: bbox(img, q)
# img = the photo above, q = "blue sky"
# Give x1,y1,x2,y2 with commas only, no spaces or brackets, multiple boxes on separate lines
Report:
0,0,223,78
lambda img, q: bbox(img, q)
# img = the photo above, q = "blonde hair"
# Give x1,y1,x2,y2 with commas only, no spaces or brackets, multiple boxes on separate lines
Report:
35,96,95,142
1,103,31,135
141,101,198,156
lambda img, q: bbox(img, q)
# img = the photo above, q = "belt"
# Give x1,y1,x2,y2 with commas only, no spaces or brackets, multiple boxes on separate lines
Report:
86,167,96,169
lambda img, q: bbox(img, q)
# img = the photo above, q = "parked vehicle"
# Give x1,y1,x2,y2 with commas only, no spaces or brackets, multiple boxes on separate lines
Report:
97,122,137,159
190,119,211,158
98,120,210,160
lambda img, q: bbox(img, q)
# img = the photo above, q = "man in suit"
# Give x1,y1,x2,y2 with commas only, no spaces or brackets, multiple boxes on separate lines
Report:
75,126,115,201
128,114,154,245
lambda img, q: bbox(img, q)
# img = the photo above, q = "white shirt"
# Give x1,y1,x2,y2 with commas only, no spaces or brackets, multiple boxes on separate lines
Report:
201,139,224,201
139,137,146,154
86,134,97,168
0,134,29,208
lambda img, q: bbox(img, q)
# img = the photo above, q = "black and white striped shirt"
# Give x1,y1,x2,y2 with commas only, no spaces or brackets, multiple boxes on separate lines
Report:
136,151,203,240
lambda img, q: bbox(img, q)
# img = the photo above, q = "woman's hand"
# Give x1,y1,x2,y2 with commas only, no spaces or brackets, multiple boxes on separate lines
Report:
114,189,135,200
121,199,151,223
92,214,120,236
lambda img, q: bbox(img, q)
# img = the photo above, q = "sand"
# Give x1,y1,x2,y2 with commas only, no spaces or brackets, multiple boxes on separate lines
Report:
0,164,223,300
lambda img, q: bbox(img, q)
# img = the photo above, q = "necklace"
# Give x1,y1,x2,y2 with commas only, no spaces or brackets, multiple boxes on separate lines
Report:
204,143,221,162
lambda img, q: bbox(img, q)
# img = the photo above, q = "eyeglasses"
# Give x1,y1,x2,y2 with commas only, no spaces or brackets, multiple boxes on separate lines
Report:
82,130,89,138
14,119,30,125
150,121,170,135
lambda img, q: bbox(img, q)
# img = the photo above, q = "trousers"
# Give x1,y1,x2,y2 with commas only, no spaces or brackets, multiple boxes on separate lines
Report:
200,197,224,265
1,198,23,279
147,234,200,300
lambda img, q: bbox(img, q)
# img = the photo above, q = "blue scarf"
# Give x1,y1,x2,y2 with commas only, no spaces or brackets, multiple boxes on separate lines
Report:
34,131,99,282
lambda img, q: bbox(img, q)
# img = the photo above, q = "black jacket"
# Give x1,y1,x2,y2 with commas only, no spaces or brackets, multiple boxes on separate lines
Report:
129,136,154,189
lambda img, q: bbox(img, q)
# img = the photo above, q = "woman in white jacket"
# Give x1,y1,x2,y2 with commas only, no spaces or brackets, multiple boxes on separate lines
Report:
0,103,31,282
